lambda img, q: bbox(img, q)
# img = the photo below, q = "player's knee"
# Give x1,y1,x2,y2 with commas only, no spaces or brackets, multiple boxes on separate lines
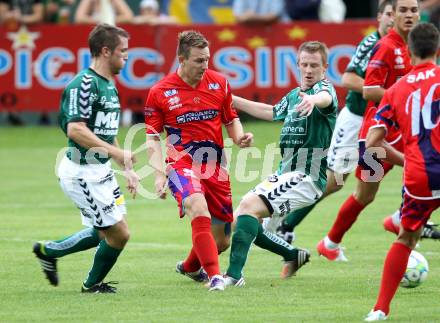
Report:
353,190,376,205
114,227,130,247
397,236,418,249
238,195,264,218
105,229,130,249
113,230,130,249
327,182,343,195
360,193,375,205
121,229,130,245
184,197,209,217
397,230,419,249
333,184,343,193
237,199,250,214
190,206,209,217
326,170,350,196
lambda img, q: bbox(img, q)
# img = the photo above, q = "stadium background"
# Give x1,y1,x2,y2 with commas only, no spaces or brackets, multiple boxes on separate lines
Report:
1,0,438,124
1,1,440,322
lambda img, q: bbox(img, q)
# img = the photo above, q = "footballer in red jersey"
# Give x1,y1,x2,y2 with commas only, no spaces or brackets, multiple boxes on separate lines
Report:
373,62,440,202
365,23,440,321
316,0,421,263
145,30,253,291
146,69,238,168
358,27,412,179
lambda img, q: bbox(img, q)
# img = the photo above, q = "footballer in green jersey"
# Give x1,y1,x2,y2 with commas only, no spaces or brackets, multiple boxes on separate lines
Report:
224,41,337,286
274,78,338,192
59,67,122,165
276,1,393,245
33,24,139,294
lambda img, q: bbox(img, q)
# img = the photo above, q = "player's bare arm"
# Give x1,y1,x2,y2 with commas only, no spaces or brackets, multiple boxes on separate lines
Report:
296,90,332,116
113,138,139,198
225,118,254,148
146,135,167,199
113,0,134,24
236,11,280,25
232,95,273,121
363,86,386,103
74,0,99,24
19,3,44,24
341,71,364,93
67,121,136,170
366,126,404,166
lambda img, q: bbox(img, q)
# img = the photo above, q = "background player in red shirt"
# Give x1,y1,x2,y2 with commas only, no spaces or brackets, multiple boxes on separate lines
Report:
145,30,253,291
364,22,440,321
317,0,422,261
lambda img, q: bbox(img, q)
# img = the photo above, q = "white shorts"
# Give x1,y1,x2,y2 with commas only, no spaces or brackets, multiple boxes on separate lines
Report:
327,107,363,174
244,171,322,222
58,156,126,229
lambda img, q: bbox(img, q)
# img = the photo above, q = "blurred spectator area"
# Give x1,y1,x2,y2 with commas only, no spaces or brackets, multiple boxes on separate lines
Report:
1,0,438,24
1,0,439,126
0,0,45,25
59,0,234,24
74,0,134,24
159,0,234,24
420,0,440,29
343,0,378,18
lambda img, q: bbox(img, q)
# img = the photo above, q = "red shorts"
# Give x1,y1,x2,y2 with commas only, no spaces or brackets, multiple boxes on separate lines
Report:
355,141,396,181
358,105,401,143
167,162,233,223
356,125,404,182
400,191,440,232
356,106,403,182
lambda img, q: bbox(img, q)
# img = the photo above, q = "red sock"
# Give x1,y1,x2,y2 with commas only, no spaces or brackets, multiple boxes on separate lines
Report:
328,194,365,243
374,242,411,315
191,216,220,278
182,248,201,273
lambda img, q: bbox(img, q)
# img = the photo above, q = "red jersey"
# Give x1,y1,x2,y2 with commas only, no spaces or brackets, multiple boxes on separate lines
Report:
373,62,440,199
364,28,412,97
359,28,412,144
145,69,238,166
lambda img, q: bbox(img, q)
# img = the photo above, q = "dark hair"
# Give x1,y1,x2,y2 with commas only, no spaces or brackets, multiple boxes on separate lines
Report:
88,24,130,58
391,0,419,11
408,22,439,59
177,30,209,59
378,0,392,13
298,41,329,65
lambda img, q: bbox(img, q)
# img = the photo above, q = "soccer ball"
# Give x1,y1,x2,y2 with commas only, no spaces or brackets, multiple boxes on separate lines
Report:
400,250,429,288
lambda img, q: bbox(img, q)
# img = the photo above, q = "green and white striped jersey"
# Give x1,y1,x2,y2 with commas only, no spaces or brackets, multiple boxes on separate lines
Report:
59,68,121,165
273,79,338,192
345,31,380,116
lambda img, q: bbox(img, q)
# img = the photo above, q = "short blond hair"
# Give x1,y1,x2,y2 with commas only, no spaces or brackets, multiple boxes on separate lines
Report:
297,41,328,65
177,30,209,59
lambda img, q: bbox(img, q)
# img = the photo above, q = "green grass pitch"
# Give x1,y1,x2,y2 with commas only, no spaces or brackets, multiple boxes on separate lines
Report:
0,122,439,322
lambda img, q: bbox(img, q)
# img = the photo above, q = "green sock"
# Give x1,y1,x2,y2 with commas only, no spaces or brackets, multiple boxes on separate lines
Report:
254,224,297,261
83,240,122,288
43,228,100,258
226,215,259,280
284,203,317,231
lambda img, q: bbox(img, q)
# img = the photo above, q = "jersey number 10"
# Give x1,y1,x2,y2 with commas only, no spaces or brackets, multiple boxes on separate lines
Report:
406,83,440,136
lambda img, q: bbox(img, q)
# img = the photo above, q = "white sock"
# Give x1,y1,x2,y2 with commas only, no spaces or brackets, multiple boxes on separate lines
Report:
391,209,401,226
324,236,339,249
